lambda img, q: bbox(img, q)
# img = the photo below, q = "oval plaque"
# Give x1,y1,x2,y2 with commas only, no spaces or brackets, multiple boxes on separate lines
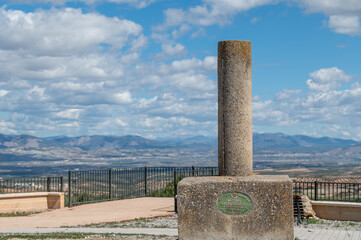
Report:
217,192,252,215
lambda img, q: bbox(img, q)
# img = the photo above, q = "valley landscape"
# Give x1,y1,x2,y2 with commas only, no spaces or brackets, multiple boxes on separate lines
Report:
0,133,360,178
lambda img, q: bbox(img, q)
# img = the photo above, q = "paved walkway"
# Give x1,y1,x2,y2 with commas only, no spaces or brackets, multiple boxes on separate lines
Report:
295,227,361,240
0,197,174,229
0,227,360,239
0,228,178,236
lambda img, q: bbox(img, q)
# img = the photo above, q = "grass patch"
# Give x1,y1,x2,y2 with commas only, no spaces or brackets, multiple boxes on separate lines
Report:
0,210,46,217
0,232,95,239
347,222,358,226
0,212,32,217
305,218,321,225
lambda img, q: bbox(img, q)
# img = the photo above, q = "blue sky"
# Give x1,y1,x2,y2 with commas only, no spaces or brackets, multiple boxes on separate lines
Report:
0,0,360,140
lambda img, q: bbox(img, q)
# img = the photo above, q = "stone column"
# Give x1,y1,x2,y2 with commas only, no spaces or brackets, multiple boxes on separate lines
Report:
218,40,253,176
177,40,294,240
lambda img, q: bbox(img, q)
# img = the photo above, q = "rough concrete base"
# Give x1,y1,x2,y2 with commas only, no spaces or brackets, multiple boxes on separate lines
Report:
177,175,294,240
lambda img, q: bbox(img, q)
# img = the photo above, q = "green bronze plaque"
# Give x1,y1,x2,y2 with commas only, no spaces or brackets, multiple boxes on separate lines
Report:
217,192,252,215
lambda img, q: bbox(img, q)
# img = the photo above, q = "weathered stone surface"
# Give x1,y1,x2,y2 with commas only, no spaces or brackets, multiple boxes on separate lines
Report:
218,40,252,176
178,175,294,240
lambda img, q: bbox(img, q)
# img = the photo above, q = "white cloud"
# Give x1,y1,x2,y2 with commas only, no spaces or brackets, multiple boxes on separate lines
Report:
54,109,82,119
0,8,143,55
59,122,80,128
135,115,214,137
107,0,156,8
168,56,217,72
8,0,157,8
328,15,361,35
253,67,361,139
0,90,9,97
156,0,277,31
0,7,144,107
155,42,187,59
306,67,351,91
115,118,128,127
0,3,222,139
341,130,352,137
0,6,154,137
162,43,186,56
171,24,191,38
155,0,361,37
113,92,132,104
0,120,17,134
190,28,206,38
275,89,302,101
294,0,361,16
294,0,361,35
204,0,276,13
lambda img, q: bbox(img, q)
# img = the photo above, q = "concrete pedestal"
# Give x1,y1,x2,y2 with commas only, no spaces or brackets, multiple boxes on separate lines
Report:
177,175,294,240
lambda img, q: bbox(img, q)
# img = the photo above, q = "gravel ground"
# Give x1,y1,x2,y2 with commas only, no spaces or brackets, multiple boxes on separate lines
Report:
77,215,178,229
79,214,361,232
3,217,361,239
296,218,361,231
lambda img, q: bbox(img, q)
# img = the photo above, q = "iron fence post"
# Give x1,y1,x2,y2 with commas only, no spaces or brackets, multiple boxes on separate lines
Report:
192,166,195,176
144,166,147,196
68,171,72,207
60,177,64,192
296,199,301,225
315,181,318,201
47,177,51,192
174,170,177,212
109,169,112,200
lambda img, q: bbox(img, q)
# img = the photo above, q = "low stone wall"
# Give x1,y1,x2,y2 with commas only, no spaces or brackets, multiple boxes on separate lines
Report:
312,201,361,222
0,192,64,213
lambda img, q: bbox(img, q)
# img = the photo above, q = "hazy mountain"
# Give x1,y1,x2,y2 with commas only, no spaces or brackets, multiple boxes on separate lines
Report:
0,134,174,150
253,132,357,152
328,142,361,158
0,132,360,177
0,134,47,149
0,133,358,151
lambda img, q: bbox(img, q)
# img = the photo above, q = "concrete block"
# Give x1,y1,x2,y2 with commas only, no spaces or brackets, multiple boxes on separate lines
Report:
178,175,294,240
0,192,64,213
312,201,361,222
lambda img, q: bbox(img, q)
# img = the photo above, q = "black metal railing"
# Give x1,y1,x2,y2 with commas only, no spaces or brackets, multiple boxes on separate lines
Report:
2,168,361,209
0,176,63,194
293,181,361,202
67,166,217,207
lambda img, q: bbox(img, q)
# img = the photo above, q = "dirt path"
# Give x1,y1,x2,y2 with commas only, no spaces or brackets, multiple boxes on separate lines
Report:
0,197,174,229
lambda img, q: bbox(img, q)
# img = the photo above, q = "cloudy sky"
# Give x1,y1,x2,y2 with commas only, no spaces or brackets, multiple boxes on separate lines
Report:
0,0,360,140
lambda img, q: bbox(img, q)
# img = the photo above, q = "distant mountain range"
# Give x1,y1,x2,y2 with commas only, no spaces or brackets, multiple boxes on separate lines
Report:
253,132,358,153
0,134,215,150
0,132,360,177
0,132,358,152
